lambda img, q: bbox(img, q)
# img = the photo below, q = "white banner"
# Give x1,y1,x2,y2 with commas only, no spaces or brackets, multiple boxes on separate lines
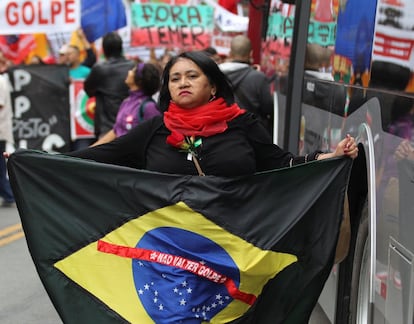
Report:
0,0,80,35
202,0,248,32
372,0,414,70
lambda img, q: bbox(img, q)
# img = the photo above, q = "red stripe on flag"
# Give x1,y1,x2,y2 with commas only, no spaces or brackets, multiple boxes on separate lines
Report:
97,240,257,305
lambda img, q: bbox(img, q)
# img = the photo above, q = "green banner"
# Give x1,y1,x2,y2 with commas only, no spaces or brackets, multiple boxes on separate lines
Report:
131,3,214,30
267,12,336,46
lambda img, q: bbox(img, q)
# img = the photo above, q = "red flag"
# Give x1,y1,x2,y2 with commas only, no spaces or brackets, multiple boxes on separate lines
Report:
0,35,36,64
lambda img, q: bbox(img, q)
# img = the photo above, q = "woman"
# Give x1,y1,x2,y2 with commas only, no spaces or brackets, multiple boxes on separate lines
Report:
66,51,358,175
3,51,358,324
91,62,161,146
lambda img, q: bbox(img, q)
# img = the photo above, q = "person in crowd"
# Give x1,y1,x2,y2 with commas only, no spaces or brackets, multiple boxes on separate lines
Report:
390,96,414,161
0,73,15,207
203,46,222,64
58,44,69,65
66,45,93,150
301,43,347,153
0,51,12,73
58,28,96,67
91,62,161,146
159,50,176,71
2,51,358,324
67,45,91,79
304,43,333,81
84,32,135,139
29,55,46,65
219,35,274,135
66,51,358,177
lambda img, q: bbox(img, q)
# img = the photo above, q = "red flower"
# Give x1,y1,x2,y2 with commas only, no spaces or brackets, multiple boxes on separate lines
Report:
166,131,186,149
166,132,202,154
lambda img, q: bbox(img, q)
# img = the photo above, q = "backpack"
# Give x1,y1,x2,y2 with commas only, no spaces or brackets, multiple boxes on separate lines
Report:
138,97,157,123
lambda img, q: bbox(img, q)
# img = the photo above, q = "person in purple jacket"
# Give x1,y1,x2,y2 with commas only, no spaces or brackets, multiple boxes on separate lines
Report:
91,62,161,146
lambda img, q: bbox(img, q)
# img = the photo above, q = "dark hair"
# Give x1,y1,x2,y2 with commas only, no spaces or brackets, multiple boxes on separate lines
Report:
134,63,161,96
31,55,45,65
390,95,414,122
159,51,234,112
370,61,411,91
203,46,218,56
102,32,123,58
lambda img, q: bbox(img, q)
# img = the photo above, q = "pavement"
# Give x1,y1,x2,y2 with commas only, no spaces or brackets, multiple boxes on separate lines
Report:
0,202,19,226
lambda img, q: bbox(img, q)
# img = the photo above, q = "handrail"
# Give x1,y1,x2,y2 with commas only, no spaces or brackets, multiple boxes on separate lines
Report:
357,122,377,323
273,92,279,145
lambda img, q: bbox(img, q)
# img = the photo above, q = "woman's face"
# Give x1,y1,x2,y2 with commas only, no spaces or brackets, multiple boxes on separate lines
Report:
168,58,216,109
125,67,136,88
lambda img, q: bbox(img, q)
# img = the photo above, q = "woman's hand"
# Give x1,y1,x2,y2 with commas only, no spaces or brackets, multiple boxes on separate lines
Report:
394,140,414,161
317,134,358,160
3,152,10,159
333,134,358,159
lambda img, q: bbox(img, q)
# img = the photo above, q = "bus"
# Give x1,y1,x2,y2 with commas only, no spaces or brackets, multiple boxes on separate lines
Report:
247,0,414,323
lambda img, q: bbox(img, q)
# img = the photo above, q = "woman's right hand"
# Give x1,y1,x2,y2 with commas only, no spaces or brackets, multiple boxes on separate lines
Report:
3,152,10,159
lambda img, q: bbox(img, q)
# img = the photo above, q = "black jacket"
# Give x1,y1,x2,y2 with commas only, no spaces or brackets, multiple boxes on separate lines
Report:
219,62,274,134
67,113,319,177
84,57,135,137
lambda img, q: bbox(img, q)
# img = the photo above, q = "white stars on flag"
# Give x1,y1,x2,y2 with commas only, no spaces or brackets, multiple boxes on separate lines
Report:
133,258,232,321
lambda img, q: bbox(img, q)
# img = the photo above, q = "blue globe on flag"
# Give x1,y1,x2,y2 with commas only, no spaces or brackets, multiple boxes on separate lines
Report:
132,227,239,323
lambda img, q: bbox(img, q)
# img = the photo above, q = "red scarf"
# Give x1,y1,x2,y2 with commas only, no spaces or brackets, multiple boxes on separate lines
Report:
164,98,245,138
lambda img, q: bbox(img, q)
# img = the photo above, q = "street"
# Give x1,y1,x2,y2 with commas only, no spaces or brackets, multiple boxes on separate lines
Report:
0,205,329,324
0,205,61,324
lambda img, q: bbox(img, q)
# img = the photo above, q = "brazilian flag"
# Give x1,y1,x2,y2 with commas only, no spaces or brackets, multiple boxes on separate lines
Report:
7,150,352,324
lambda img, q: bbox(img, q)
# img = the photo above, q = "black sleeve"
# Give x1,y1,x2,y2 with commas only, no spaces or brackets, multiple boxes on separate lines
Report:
83,65,100,97
81,48,97,68
259,76,274,117
241,113,321,171
65,117,162,169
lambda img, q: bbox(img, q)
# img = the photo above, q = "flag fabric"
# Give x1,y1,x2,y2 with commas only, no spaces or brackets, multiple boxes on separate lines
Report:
7,150,352,324
0,34,36,64
81,0,127,42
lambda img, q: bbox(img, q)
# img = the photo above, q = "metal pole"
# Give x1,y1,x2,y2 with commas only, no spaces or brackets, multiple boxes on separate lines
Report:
283,0,311,153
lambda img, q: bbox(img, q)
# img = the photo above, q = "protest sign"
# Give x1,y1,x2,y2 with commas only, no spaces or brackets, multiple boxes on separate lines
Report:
7,65,71,152
70,80,95,140
130,3,214,49
372,0,414,70
0,0,80,35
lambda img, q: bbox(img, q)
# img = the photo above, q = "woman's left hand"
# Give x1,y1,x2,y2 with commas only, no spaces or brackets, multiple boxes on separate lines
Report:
333,134,358,159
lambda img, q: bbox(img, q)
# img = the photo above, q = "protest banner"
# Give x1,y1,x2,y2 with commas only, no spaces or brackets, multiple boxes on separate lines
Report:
7,65,71,152
0,0,80,35
70,80,95,140
372,0,414,70
266,6,337,48
202,0,248,32
211,29,243,56
130,3,214,49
